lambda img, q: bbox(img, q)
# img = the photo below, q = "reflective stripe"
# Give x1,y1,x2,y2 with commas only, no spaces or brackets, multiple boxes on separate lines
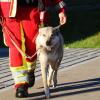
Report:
20,22,27,67
0,0,10,2
12,70,27,77
10,66,27,72
9,0,17,17
13,74,28,85
27,60,36,70
20,22,36,71
55,1,66,9
16,82,28,85
10,66,29,84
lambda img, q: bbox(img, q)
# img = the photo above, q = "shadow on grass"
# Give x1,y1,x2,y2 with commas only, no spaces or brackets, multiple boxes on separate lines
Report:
28,77,100,100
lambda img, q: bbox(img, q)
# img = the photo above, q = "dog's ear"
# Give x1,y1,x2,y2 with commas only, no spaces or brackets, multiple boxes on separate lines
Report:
53,25,61,34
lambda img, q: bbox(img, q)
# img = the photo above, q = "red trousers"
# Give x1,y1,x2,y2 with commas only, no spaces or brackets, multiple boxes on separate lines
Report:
3,6,50,87
4,7,40,67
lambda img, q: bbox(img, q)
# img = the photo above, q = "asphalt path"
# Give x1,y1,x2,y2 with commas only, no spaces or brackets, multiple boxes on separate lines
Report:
0,48,100,100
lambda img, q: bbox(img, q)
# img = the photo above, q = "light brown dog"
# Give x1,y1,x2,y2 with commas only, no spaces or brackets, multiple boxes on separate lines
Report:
36,26,64,98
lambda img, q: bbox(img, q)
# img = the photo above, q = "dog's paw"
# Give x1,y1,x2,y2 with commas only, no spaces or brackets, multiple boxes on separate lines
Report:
45,89,50,99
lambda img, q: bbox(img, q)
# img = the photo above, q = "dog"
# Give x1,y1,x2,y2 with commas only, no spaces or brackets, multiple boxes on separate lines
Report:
36,26,64,98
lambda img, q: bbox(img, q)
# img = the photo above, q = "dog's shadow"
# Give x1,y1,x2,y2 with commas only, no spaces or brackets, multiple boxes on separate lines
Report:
28,77,100,100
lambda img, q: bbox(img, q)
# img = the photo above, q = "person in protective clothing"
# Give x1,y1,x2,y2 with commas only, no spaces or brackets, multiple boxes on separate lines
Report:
0,0,67,98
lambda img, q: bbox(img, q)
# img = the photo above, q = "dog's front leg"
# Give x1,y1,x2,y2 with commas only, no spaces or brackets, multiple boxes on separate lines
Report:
41,62,50,98
48,65,54,87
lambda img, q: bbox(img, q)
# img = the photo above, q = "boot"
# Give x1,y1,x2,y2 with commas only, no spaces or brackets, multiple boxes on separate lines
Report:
16,85,28,98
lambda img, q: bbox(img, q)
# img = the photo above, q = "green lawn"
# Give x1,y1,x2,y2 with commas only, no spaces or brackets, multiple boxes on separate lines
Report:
65,32,100,48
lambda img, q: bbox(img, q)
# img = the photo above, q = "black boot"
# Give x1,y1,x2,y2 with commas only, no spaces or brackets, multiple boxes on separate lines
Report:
28,70,35,87
16,85,28,98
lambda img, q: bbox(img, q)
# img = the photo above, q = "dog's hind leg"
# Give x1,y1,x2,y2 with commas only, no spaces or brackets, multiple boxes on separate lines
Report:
52,69,58,88
41,63,50,98
52,61,60,88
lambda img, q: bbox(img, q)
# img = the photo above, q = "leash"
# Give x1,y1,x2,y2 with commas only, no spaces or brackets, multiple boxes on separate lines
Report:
0,16,61,60
0,17,38,60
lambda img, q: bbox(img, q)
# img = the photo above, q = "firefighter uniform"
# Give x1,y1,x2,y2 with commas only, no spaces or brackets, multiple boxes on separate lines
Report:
0,0,66,97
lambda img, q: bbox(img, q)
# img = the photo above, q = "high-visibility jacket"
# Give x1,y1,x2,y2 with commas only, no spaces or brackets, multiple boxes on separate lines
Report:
0,0,66,17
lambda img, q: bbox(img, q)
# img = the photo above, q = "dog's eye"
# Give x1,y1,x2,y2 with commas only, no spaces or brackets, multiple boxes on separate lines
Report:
51,34,54,37
51,34,55,39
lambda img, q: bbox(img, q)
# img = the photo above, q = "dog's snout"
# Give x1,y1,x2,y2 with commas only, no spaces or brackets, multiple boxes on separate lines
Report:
46,40,51,46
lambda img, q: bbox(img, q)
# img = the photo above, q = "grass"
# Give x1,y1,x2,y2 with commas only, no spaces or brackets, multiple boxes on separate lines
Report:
65,32,100,48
